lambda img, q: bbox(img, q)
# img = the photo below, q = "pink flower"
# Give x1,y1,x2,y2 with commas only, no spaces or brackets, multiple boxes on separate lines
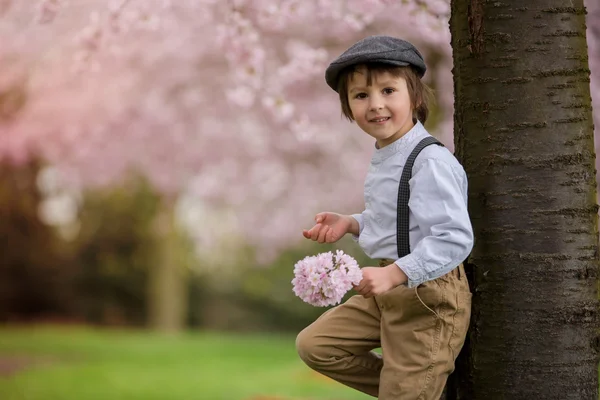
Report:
291,250,362,307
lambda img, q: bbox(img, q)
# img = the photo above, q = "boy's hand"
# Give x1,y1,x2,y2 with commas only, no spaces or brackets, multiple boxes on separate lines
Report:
302,212,352,243
354,264,408,298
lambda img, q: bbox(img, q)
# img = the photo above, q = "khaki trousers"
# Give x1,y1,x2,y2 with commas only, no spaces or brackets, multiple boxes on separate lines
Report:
296,262,471,399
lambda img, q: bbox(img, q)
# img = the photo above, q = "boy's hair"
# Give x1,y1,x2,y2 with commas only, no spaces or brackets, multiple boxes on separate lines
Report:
336,63,433,124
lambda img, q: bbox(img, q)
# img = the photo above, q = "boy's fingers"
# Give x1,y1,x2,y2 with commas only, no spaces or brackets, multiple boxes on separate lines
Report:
315,212,326,223
326,229,336,243
354,280,366,293
310,224,321,241
304,227,317,241
317,226,329,243
316,226,325,243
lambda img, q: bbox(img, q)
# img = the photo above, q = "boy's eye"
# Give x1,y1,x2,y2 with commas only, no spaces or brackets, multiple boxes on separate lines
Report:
383,88,395,95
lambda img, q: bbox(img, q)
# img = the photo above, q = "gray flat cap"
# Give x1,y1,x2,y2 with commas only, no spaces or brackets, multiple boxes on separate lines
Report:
325,35,426,92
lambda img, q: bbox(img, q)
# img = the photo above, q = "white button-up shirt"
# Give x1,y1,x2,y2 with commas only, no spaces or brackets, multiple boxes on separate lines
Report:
352,122,474,288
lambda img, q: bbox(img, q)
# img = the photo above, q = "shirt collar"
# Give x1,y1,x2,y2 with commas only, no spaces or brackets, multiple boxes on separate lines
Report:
371,121,426,163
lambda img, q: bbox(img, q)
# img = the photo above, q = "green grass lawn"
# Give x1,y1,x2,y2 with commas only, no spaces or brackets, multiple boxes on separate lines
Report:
0,326,371,400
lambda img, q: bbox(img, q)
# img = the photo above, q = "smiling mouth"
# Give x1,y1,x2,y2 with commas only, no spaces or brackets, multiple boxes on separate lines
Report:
370,117,390,123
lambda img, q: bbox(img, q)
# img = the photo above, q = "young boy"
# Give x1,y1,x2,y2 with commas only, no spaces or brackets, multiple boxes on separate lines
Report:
297,35,474,399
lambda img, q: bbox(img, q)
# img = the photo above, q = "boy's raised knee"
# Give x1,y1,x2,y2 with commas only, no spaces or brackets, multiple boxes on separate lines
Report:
296,328,326,367
295,328,313,362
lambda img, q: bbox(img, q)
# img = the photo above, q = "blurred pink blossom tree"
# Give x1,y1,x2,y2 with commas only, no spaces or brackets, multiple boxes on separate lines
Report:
0,0,454,262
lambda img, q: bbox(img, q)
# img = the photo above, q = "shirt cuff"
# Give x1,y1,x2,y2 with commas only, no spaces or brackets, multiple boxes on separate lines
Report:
394,253,425,288
350,213,364,241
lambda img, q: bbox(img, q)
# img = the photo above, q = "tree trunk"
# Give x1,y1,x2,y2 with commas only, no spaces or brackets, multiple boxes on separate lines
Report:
449,1,599,398
148,199,188,334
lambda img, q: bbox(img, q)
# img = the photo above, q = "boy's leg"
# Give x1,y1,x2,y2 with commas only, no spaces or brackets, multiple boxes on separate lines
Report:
296,294,383,397
377,265,472,400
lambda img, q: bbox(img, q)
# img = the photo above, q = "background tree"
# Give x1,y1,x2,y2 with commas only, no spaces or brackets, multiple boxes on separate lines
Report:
449,1,598,398
588,0,600,179
0,161,76,322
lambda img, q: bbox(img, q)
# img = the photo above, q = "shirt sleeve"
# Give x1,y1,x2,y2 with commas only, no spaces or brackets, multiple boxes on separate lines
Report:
394,158,474,288
350,212,365,241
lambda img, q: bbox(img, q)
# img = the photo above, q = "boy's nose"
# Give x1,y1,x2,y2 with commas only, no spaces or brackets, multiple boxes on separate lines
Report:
369,100,384,110
369,95,384,111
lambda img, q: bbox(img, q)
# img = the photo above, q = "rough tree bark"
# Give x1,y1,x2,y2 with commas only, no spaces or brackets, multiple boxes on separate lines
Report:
449,1,599,398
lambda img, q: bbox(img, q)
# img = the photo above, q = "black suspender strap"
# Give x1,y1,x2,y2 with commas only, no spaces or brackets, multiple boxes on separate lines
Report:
397,136,444,258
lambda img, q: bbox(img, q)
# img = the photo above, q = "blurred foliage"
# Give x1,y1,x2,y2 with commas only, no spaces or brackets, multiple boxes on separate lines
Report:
0,161,75,322
422,50,444,132
72,177,162,326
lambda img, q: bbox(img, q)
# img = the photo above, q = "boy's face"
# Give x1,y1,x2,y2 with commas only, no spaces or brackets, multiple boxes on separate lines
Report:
347,68,415,148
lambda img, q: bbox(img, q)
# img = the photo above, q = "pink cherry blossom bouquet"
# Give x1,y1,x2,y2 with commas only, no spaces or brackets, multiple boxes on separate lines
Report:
292,250,363,307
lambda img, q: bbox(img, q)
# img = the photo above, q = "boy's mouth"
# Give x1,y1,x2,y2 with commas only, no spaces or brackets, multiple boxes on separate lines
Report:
369,116,390,123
